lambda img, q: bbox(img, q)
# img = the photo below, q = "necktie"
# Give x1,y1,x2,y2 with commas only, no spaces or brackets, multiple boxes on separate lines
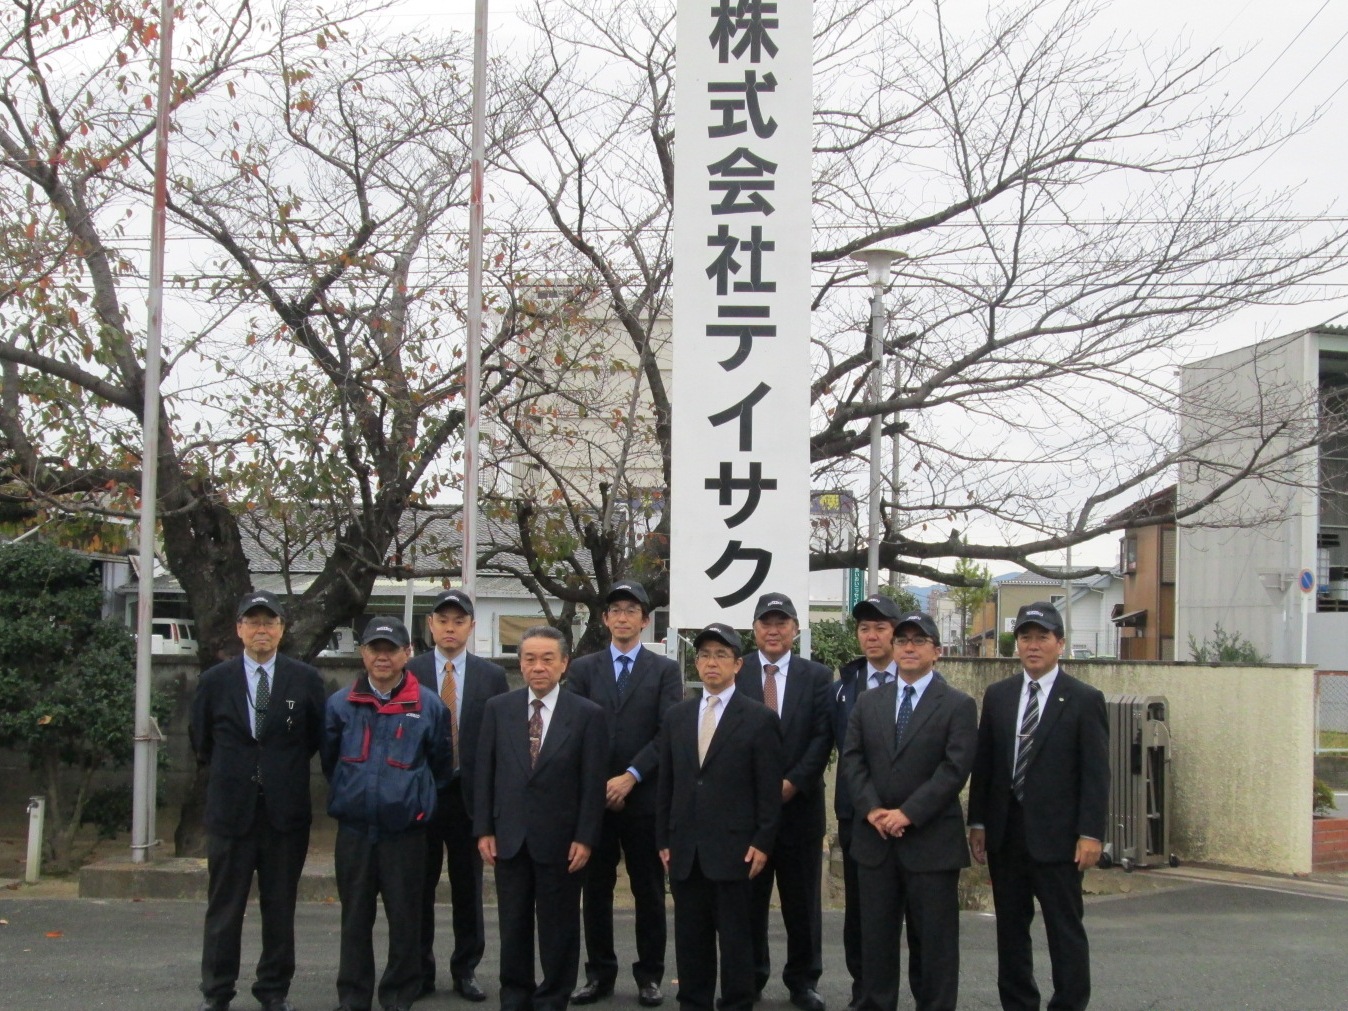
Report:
698,695,720,765
529,699,544,768
872,670,894,689
441,663,459,770
616,654,633,703
254,667,270,738
1012,681,1041,802
763,664,779,714
894,684,914,747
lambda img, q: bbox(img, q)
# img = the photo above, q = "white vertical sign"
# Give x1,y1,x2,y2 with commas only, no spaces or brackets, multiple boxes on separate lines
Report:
671,0,813,629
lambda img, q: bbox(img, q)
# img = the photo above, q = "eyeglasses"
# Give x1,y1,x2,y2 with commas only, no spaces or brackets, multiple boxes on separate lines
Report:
607,605,645,617
696,649,737,662
894,636,933,647
241,617,282,629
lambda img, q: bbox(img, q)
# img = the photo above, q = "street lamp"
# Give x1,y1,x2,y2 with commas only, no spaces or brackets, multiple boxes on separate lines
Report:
851,245,907,595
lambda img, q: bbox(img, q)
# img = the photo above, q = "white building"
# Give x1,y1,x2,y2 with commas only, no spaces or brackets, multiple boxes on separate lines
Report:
1175,324,1348,667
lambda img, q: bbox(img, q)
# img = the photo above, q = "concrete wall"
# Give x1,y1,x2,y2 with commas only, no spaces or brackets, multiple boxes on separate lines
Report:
937,657,1316,876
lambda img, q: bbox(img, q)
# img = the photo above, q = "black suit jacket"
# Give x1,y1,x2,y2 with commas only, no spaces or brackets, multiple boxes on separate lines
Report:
474,687,608,865
409,649,508,813
565,644,685,816
190,653,327,836
841,675,977,872
657,690,783,882
967,670,1110,864
832,658,872,825
736,653,833,838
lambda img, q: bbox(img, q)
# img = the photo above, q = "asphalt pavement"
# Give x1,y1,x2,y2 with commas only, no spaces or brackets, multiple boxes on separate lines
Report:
2,873,1347,1010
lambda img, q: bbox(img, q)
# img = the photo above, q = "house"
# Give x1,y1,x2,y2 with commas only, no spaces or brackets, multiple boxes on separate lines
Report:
966,568,1124,658
1109,485,1178,661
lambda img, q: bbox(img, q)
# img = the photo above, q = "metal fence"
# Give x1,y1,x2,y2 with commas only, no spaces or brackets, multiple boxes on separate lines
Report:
1316,671,1348,753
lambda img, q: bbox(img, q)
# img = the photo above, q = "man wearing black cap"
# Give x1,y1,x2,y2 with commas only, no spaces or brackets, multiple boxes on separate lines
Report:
736,593,833,1011
831,594,904,1008
658,623,783,1011
842,610,976,1011
967,603,1109,1011
323,617,453,1011
190,590,327,1011
410,588,509,1002
567,580,684,1008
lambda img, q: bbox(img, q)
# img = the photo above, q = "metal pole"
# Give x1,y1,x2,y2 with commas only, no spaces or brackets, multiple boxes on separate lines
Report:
26,796,45,883
131,0,175,865
888,350,901,589
1064,536,1073,653
865,283,884,595
462,0,489,597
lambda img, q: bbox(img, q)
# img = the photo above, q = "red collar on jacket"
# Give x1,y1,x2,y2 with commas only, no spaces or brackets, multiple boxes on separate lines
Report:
347,672,422,714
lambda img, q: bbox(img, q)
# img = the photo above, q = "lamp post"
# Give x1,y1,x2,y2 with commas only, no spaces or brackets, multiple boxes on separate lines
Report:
851,246,906,595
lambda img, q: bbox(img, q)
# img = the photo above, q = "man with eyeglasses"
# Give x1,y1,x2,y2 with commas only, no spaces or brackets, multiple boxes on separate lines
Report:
568,581,684,1008
831,594,904,1008
658,623,783,1011
190,590,327,1011
736,593,833,1011
967,603,1108,1011
409,588,508,1003
841,610,976,1011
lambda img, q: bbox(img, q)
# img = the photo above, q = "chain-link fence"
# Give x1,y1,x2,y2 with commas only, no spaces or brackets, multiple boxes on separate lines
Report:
1316,671,1348,753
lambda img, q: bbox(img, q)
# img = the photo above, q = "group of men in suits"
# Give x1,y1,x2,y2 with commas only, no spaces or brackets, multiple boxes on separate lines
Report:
834,594,1109,1011
191,581,1107,1011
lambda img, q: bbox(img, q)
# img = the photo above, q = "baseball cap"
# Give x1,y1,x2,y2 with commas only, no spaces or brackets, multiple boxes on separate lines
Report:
430,588,474,617
895,611,941,646
606,580,651,610
237,590,285,621
1013,602,1065,637
360,616,411,647
852,594,901,624
752,592,798,620
693,623,744,656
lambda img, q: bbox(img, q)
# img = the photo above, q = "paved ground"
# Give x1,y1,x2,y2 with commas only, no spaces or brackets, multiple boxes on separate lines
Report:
3,869,1348,1010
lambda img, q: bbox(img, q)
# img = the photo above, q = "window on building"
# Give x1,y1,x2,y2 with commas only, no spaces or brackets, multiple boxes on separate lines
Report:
1161,527,1176,584
1121,536,1138,574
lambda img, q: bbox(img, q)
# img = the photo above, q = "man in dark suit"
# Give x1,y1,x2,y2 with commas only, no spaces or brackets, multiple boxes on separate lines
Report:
968,602,1109,1011
735,592,833,1011
842,610,977,1011
832,595,904,1008
475,625,608,1011
410,588,509,1002
190,589,327,1011
567,580,684,1008
658,623,783,1011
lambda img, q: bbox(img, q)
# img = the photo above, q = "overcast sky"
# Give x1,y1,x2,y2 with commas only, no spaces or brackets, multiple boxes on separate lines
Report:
380,0,1348,572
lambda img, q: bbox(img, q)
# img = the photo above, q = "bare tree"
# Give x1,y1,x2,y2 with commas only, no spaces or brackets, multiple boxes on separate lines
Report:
484,0,1348,624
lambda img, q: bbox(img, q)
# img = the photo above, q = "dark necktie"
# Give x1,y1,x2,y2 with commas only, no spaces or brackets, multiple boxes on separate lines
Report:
254,667,270,738
1012,681,1041,802
872,670,894,689
616,654,632,703
894,684,914,747
529,699,544,768
763,664,780,714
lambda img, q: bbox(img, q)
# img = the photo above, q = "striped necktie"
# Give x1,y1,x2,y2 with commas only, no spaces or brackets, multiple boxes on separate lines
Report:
1012,682,1041,801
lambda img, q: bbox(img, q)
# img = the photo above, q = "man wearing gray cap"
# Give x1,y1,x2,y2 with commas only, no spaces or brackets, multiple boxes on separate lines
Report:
842,610,976,1011
190,590,326,1011
323,617,453,1011
967,602,1108,1011
658,623,783,1011
736,593,833,1011
410,588,508,1002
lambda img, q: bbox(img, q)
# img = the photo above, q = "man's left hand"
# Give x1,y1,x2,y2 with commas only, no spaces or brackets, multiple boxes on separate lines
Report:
1075,837,1102,871
781,779,798,803
606,772,637,808
568,841,592,873
744,846,769,878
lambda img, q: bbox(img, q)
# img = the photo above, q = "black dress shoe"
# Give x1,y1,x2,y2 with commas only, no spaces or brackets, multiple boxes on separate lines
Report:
453,977,487,1003
570,980,614,1004
417,979,437,999
790,989,826,1011
637,983,664,1007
